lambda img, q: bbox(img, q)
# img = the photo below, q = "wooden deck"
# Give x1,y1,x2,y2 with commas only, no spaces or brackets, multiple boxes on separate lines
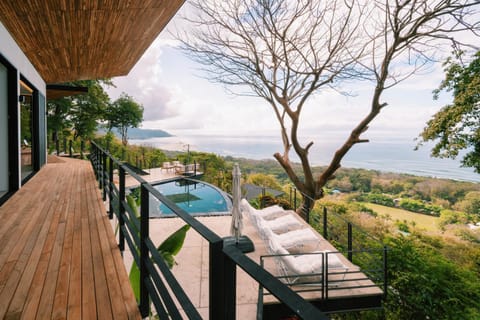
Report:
0,157,140,319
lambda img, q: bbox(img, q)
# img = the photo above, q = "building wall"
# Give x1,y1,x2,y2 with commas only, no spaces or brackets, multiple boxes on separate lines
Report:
0,22,45,93
0,63,8,196
0,21,47,204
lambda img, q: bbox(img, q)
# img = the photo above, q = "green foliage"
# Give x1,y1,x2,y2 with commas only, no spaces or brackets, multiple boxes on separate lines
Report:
107,92,144,146
47,79,112,151
129,225,190,302
125,191,190,302
395,220,410,233
357,193,395,207
398,198,442,216
418,50,480,173
384,236,480,319
96,134,168,169
438,209,469,228
454,191,480,216
246,173,283,190
157,225,191,267
255,194,291,210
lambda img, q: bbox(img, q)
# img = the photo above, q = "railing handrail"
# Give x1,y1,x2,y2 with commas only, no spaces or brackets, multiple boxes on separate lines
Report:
90,141,329,320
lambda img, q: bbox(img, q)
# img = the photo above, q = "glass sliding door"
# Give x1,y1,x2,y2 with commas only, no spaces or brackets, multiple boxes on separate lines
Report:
0,62,8,198
20,80,34,181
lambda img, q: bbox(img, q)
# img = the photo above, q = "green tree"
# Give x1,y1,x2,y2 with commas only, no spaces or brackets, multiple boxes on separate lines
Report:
178,0,479,218
385,236,480,320
454,191,480,216
246,173,282,191
107,93,144,146
69,80,111,140
418,51,480,173
47,79,111,151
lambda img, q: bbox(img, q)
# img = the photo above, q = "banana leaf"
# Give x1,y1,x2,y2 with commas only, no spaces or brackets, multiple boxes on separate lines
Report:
130,224,190,302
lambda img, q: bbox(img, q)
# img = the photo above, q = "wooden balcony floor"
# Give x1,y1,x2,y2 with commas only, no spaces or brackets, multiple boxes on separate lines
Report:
0,157,140,320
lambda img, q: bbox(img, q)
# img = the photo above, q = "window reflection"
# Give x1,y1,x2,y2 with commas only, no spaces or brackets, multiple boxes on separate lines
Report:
20,81,34,181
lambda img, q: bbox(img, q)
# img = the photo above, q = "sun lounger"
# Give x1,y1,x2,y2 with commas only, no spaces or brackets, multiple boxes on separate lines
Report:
264,227,320,254
240,199,289,228
240,199,282,216
162,161,174,172
256,214,304,238
267,237,349,285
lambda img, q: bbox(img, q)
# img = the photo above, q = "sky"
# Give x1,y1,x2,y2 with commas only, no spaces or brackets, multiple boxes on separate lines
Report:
104,4,469,148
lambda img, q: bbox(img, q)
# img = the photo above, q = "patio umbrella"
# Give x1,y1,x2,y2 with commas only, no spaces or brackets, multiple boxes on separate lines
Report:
230,163,243,242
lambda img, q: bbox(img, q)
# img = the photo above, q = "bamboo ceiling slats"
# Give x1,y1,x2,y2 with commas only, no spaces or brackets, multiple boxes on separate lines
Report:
0,1,184,83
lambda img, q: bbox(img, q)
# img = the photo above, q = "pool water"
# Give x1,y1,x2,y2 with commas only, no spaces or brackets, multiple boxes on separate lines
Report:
149,178,231,217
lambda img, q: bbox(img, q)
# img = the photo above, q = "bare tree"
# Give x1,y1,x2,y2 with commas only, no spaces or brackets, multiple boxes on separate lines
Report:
177,0,479,218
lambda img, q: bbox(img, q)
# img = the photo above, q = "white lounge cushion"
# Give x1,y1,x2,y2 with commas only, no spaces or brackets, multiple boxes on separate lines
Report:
258,214,303,235
280,253,323,284
323,251,345,269
240,199,284,220
273,228,320,254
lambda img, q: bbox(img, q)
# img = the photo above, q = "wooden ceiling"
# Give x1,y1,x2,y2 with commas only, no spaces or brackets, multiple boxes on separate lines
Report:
0,0,185,83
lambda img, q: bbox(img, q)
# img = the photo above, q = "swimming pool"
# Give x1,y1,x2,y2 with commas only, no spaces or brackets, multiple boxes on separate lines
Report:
149,178,232,217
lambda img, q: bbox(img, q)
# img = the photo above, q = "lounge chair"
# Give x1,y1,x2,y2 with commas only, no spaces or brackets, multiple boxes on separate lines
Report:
240,199,287,226
240,199,282,216
267,237,348,285
263,227,320,254
162,161,174,172
256,214,304,238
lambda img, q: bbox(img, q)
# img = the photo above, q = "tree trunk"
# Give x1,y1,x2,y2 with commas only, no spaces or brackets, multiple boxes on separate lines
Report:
296,193,317,222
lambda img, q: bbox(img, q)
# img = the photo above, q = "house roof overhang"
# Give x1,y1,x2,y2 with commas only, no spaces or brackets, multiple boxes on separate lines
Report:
46,84,89,100
0,1,185,83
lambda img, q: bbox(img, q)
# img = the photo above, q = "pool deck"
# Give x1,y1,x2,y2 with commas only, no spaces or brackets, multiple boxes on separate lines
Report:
124,167,178,187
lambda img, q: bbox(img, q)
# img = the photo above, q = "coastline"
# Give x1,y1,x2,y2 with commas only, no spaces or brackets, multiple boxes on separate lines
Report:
130,135,480,183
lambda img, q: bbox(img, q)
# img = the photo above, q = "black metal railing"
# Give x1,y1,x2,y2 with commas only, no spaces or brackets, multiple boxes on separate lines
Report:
90,142,329,320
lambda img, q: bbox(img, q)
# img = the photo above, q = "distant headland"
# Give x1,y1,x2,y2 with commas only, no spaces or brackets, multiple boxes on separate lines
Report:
98,128,173,140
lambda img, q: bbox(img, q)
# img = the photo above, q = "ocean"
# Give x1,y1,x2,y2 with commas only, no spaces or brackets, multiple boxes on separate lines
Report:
130,135,480,183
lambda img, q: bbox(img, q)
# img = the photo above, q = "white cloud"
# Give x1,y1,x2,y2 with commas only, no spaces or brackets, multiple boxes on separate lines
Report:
106,38,180,122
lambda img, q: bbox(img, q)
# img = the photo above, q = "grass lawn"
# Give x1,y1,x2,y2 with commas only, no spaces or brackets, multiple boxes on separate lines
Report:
362,203,440,232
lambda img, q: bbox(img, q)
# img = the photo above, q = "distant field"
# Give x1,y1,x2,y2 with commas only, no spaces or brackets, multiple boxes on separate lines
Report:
362,203,440,232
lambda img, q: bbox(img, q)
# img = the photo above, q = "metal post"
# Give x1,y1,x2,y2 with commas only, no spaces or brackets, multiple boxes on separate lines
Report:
102,153,107,201
383,246,388,299
98,148,102,189
108,156,114,219
80,140,84,158
209,240,224,320
139,183,150,317
305,197,310,225
194,160,197,177
118,166,125,253
55,133,59,156
323,207,328,239
209,239,236,320
294,188,297,209
224,254,236,319
261,187,266,208
69,140,73,157
289,186,292,208
347,223,353,262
